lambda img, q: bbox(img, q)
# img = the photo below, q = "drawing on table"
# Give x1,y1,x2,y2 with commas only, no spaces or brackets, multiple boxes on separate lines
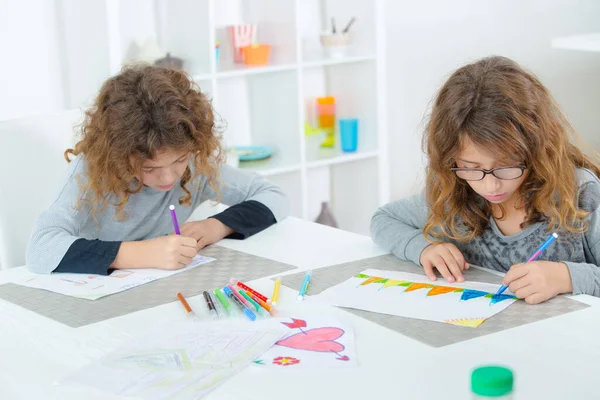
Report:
110,270,134,279
63,320,287,400
315,269,518,328
355,273,516,306
272,356,300,366
253,318,357,368
12,255,216,300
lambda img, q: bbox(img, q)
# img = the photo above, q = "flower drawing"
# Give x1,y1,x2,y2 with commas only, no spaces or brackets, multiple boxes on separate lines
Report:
272,356,300,366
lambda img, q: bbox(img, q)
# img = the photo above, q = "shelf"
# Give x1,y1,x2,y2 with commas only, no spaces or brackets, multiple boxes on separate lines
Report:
306,148,379,169
237,153,302,177
302,54,376,68
551,33,600,53
215,62,298,79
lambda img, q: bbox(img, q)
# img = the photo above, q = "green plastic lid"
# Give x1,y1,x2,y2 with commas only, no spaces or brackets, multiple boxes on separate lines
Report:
471,366,513,397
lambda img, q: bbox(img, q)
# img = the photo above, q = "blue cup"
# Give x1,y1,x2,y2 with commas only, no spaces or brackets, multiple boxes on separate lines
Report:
339,118,358,152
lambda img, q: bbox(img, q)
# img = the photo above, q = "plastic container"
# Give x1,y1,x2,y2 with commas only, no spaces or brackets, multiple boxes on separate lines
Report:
320,32,350,58
339,118,358,152
471,366,514,399
241,44,271,66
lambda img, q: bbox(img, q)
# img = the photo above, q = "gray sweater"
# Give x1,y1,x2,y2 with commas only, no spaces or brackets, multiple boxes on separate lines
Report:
26,157,289,274
371,169,600,296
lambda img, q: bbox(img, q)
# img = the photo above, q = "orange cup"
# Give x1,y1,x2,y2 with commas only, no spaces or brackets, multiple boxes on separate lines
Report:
241,44,271,66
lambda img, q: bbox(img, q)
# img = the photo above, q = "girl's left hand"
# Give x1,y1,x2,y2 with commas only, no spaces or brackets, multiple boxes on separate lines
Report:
180,218,235,250
503,261,573,305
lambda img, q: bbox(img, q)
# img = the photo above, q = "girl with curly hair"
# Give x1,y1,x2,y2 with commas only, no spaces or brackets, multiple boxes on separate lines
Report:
27,65,288,275
371,56,600,304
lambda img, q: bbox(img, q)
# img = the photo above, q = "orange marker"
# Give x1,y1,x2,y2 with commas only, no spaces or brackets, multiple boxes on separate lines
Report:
247,291,276,316
176,292,194,314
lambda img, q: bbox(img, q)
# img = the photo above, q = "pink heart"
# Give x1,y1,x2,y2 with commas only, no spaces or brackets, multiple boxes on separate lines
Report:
276,327,345,353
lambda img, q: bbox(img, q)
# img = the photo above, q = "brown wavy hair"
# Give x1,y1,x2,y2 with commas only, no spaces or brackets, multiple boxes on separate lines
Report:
422,56,600,242
65,64,224,220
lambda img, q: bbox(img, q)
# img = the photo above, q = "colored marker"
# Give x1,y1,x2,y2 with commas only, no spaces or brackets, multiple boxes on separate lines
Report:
271,276,281,306
496,232,559,296
203,290,218,320
223,286,256,321
238,289,261,312
248,292,276,316
231,278,268,303
213,288,233,316
176,292,195,317
239,289,269,317
297,270,312,302
169,205,181,235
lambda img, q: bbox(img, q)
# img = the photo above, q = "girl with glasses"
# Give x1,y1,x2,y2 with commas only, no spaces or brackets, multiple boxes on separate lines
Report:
371,56,600,304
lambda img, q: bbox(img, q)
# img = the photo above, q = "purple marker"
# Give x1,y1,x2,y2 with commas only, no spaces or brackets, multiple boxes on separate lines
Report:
169,205,181,235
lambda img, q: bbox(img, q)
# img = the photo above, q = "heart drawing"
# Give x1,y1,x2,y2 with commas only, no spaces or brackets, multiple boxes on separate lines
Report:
276,319,350,361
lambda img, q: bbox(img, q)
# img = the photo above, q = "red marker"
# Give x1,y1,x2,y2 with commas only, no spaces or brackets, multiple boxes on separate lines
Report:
230,278,268,303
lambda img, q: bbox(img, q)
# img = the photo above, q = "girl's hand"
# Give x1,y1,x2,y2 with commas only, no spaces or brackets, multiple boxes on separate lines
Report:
419,243,469,283
180,218,234,250
503,261,573,304
144,235,198,270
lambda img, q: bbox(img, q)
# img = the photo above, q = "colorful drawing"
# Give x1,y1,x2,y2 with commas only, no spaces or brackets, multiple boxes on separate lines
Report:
60,278,88,286
276,319,348,361
427,285,460,296
320,269,519,328
110,270,134,279
254,318,357,368
460,289,488,302
273,356,300,366
14,255,216,300
404,282,434,293
353,272,516,306
445,318,485,328
379,279,412,290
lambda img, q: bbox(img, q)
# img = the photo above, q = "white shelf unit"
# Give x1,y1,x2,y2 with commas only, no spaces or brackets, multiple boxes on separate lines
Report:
59,0,389,235
551,33,600,53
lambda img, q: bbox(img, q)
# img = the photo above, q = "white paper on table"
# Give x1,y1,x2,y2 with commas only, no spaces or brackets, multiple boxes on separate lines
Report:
61,319,288,400
252,317,357,368
13,255,215,300
315,269,517,328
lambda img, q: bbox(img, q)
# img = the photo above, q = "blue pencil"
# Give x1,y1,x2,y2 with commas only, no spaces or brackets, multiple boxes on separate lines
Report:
495,232,559,296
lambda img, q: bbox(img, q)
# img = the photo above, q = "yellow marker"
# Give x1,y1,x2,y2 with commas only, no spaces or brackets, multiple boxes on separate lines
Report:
271,276,281,306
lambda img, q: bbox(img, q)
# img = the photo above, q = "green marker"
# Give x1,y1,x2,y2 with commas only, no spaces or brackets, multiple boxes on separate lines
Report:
213,288,233,316
239,289,261,312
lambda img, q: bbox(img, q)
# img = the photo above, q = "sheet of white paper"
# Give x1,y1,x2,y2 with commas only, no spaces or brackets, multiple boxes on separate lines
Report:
252,317,357,368
316,269,517,328
62,319,288,400
13,255,215,300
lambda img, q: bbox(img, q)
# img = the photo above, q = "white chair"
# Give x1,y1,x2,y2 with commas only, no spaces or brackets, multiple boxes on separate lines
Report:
0,109,84,269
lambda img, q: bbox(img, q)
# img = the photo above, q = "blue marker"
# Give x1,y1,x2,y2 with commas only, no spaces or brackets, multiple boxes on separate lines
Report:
496,232,559,296
223,286,256,321
297,269,312,302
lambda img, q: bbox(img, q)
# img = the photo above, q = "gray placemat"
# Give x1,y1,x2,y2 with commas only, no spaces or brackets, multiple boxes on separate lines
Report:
281,254,589,347
0,245,296,327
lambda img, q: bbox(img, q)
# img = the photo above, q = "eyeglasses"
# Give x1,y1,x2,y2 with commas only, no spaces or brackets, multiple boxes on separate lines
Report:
450,166,526,181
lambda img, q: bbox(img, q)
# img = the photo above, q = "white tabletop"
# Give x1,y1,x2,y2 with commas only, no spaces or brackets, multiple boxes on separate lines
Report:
1,216,599,400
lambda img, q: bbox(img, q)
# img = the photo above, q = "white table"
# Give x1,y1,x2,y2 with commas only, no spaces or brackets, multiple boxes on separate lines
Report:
1,217,599,400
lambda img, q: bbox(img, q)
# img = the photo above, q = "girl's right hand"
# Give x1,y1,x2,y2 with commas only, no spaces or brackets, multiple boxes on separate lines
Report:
419,243,469,283
146,235,198,270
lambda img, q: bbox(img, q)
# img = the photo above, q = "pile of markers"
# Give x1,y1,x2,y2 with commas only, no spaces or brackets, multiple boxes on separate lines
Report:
176,270,312,322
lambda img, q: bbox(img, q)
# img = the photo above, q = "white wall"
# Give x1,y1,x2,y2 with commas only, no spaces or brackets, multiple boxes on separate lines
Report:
0,0,65,120
386,0,600,200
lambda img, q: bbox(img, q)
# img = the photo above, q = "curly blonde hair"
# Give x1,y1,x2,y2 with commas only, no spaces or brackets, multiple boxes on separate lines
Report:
422,56,600,242
65,65,224,220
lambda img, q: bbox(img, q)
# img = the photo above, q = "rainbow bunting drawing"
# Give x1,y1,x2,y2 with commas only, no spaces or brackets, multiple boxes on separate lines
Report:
316,269,517,328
